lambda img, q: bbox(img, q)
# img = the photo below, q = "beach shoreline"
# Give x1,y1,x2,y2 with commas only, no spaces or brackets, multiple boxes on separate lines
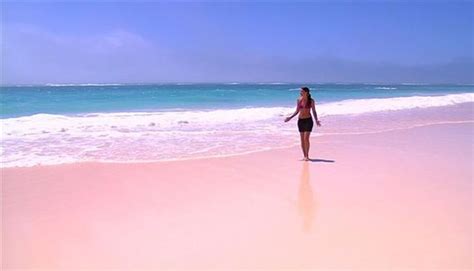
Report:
2,102,473,169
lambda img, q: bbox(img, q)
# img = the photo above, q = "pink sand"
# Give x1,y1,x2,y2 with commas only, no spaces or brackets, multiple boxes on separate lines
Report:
1,121,472,270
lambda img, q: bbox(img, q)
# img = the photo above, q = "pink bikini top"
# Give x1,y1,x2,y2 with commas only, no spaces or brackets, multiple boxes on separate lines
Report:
298,99,313,109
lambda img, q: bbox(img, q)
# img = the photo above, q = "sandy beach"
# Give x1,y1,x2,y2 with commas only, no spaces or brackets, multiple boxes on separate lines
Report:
2,105,473,270
3,0,474,269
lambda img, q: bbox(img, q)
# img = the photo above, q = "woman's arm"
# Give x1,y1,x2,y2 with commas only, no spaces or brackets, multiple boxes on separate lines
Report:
311,100,322,126
284,99,300,122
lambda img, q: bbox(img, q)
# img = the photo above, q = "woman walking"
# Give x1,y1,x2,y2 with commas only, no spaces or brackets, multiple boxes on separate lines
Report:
285,87,321,161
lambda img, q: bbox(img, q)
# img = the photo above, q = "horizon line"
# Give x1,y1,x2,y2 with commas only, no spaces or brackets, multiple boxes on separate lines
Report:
2,81,474,87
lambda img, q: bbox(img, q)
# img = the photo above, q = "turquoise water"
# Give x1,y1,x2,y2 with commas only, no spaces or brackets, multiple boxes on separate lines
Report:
1,83,472,118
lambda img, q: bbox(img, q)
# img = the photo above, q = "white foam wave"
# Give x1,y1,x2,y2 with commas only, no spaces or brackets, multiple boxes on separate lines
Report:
319,93,473,116
2,93,472,140
1,93,472,168
374,87,397,90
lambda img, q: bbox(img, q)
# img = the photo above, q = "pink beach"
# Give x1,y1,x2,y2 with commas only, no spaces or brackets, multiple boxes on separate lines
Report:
1,105,473,270
3,1,474,269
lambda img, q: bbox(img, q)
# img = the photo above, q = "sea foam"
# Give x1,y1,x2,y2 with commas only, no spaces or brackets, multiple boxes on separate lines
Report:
1,93,472,167
319,93,473,116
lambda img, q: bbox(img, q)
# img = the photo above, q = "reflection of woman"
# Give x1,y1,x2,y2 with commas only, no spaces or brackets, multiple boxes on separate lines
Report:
298,161,315,232
284,87,321,161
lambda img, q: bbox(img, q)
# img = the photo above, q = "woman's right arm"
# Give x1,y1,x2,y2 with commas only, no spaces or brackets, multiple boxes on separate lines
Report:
284,99,300,122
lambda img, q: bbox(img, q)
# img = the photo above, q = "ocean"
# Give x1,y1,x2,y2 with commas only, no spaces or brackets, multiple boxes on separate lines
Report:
1,83,473,167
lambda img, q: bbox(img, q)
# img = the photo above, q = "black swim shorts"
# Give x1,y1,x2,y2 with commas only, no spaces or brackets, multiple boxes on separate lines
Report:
298,118,313,133
298,117,314,132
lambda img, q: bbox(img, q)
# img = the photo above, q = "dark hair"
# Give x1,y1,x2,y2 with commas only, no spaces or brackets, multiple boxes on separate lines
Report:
301,86,312,108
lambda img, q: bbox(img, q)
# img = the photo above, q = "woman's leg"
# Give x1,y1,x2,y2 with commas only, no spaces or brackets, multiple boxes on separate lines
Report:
300,132,307,158
304,132,311,158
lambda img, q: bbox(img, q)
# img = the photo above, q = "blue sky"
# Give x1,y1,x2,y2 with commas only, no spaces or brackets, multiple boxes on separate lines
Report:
2,1,473,84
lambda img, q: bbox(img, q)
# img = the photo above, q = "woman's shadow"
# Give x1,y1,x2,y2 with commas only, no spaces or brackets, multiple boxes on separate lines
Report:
306,158,335,163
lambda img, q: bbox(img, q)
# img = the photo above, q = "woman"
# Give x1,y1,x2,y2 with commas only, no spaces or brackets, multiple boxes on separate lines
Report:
284,86,321,161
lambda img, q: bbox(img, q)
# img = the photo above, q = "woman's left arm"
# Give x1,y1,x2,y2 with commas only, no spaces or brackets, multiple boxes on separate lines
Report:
312,100,322,126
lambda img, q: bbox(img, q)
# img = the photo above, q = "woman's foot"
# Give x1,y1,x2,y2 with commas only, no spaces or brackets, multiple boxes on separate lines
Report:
304,157,309,161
